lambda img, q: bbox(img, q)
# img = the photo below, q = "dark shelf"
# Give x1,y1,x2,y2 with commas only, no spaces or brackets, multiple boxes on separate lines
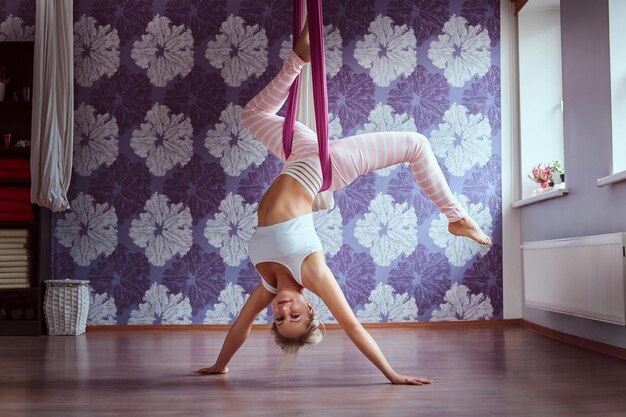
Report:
0,180,31,186
0,39,42,337
0,221,38,227
0,101,31,105
0,320,41,336
0,287,36,292
0,147,30,155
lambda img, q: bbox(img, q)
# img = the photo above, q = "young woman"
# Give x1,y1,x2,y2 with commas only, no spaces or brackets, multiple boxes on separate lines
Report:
195,22,490,385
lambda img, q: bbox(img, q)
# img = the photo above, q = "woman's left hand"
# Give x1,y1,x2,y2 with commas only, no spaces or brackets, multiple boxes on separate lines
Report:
194,365,229,375
389,373,433,386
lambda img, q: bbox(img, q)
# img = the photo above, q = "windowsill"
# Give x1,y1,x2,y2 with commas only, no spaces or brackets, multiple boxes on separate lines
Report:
512,187,569,208
597,170,626,187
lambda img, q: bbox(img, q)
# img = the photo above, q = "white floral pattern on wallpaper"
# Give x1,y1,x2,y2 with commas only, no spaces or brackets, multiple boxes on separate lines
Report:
354,193,417,266
430,283,493,321
313,206,343,257
205,15,268,87
356,283,418,322
129,283,192,324
428,15,491,87
354,15,416,87
279,24,343,78
74,15,120,87
129,193,193,267
428,193,492,267
204,193,257,267
356,103,415,176
130,103,193,176
73,103,119,176
54,193,118,267
131,15,194,87
204,283,267,324
304,289,337,324
88,287,117,325
205,103,267,176
0,14,34,41
430,103,492,176
328,112,343,140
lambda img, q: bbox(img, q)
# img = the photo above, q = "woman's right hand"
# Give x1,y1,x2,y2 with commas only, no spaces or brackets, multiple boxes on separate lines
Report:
388,372,432,386
194,365,229,375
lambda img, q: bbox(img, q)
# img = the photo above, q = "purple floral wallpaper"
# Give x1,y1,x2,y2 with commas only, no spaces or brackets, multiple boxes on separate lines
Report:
2,0,502,324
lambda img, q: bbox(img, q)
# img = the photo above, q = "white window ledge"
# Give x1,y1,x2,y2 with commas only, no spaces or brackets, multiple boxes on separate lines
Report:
512,188,569,208
597,170,626,187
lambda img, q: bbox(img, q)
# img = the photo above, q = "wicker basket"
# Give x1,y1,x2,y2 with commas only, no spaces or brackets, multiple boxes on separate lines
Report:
44,280,90,336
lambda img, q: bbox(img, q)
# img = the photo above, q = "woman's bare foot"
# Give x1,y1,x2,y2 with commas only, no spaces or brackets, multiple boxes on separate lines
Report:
294,20,310,62
448,216,491,245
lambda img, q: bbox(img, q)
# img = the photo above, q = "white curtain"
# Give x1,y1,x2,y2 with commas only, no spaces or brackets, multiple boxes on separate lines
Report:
30,0,73,212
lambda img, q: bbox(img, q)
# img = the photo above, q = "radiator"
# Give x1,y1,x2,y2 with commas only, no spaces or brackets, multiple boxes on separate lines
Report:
522,233,626,326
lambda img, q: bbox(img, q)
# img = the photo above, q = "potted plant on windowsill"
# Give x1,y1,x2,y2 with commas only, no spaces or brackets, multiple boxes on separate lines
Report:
551,160,565,188
529,163,554,196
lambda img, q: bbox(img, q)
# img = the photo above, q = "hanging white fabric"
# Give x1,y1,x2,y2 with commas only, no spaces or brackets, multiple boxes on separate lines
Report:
30,0,73,211
295,3,334,211
296,62,316,132
299,65,334,212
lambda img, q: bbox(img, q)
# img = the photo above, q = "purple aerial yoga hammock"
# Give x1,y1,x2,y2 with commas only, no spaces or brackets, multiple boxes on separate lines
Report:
282,0,332,192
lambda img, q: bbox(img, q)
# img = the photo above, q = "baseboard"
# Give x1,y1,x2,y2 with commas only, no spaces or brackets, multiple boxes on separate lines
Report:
87,319,523,333
521,319,626,360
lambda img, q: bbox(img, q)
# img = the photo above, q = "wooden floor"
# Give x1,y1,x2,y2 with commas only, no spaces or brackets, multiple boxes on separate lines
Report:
1,326,625,417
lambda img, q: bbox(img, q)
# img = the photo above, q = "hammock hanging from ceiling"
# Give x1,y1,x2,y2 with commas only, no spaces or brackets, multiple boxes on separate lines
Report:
281,0,332,192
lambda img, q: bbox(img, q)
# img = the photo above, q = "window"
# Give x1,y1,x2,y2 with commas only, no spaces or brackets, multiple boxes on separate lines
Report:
517,0,565,199
601,0,626,186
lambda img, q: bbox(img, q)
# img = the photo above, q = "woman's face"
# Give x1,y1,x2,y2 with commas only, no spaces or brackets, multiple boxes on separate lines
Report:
272,289,312,338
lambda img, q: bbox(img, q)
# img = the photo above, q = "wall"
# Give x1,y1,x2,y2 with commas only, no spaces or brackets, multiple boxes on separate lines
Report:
520,0,626,348
500,0,522,320
1,0,502,325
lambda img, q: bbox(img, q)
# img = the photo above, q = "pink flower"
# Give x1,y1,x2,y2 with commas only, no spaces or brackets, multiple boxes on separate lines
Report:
528,163,553,184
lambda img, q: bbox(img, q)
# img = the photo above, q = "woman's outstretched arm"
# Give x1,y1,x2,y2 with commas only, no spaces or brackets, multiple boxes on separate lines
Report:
195,284,274,374
303,253,432,385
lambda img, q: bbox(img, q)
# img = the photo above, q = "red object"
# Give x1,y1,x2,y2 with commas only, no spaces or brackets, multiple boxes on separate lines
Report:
0,170,30,179
0,212,34,222
0,158,30,171
0,200,31,212
0,187,30,201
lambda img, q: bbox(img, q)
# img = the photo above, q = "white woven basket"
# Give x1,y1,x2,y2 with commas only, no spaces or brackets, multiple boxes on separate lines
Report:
44,280,90,336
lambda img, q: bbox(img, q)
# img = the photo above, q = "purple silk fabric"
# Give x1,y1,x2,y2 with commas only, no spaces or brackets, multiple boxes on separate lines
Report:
282,0,332,192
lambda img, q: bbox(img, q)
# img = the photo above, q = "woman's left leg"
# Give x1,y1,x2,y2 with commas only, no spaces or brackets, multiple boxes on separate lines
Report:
328,131,490,244
329,131,464,220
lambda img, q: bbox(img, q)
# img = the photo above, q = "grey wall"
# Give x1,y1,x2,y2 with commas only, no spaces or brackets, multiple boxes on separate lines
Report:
520,0,626,349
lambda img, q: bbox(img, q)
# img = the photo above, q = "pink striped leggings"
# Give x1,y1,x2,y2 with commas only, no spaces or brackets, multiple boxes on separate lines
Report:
241,51,466,222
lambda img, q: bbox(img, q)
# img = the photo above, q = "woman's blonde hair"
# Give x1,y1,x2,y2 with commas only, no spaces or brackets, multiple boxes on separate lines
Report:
270,312,323,356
